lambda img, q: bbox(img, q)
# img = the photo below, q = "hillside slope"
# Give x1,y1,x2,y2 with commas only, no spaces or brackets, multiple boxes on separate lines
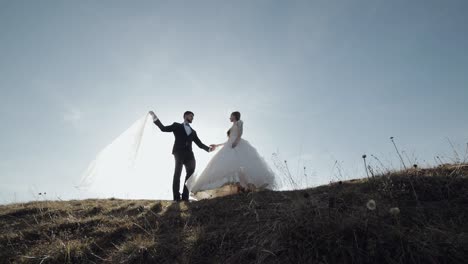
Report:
1,165,468,263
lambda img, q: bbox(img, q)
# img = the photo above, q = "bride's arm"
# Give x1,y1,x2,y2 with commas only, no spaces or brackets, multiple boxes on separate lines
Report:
232,121,243,148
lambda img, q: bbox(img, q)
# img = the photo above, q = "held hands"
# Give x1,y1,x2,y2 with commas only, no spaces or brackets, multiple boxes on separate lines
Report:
209,144,217,152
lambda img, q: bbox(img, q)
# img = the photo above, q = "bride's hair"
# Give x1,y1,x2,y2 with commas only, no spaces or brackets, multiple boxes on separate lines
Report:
227,111,241,136
231,111,241,121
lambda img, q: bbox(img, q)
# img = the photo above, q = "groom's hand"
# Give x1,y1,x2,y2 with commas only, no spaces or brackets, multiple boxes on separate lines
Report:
149,111,158,121
209,144,217,152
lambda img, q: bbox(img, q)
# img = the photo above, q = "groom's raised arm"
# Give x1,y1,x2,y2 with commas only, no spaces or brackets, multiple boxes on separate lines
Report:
154,119,176,132
193,132,210,152
149,111,176,132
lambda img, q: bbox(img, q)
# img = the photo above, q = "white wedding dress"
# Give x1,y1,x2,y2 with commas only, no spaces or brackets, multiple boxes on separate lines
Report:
186,120,276,199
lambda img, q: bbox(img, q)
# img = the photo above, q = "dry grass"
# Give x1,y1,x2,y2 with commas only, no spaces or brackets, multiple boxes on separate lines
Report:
1,164,468,263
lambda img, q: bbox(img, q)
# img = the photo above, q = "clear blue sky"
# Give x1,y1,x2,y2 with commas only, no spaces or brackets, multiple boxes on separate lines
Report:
1,0,467,203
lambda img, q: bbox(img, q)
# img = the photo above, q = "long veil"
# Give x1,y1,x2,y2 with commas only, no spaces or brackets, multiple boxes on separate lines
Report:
77,113,172,199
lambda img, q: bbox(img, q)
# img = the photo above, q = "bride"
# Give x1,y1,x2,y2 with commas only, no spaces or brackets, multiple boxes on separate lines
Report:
186,111,276,199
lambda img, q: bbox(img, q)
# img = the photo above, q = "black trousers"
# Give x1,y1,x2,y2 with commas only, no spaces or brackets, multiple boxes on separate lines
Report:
172,151,196,201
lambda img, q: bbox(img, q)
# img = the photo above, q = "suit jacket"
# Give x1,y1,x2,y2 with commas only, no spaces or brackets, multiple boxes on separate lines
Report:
154,119,210,155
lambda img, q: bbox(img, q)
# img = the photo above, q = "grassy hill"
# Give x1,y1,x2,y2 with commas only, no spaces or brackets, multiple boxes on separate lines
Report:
1,164,468,263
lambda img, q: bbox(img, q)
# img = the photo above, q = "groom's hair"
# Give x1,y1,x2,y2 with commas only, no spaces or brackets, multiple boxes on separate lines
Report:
184,111,194,118
231,111,241,121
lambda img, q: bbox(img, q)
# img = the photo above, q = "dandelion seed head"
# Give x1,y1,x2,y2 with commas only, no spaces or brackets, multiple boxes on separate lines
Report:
389,207,400,216
366,199,376,210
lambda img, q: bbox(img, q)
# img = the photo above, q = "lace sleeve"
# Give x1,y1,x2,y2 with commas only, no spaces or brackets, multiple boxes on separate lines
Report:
236,120,244,137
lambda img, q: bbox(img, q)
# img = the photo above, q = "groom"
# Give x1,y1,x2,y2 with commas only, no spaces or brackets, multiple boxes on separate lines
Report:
149,110,215,202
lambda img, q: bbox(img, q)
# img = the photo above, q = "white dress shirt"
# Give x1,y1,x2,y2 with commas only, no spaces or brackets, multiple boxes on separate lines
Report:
183,122,192,136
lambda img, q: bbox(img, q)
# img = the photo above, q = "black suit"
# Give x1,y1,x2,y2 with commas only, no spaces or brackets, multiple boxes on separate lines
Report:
154,119,210,201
